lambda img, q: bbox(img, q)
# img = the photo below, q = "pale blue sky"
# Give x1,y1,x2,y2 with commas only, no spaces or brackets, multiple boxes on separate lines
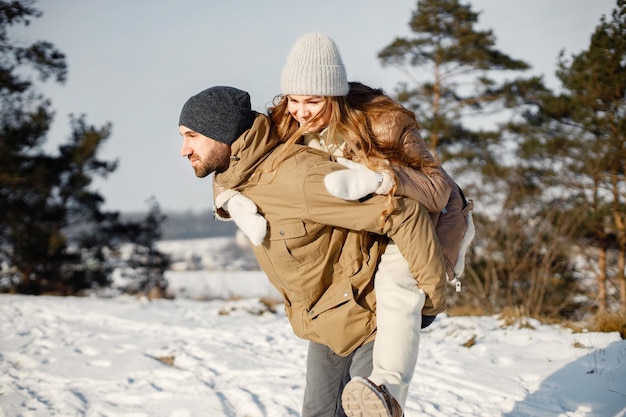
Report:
21,0,616,213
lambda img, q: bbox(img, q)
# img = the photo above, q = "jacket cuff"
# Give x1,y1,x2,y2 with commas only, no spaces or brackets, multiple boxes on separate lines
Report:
214,188,240,209
375,170,395,195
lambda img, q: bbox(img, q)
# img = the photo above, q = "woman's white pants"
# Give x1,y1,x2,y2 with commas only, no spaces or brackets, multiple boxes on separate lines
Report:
368,243,425,409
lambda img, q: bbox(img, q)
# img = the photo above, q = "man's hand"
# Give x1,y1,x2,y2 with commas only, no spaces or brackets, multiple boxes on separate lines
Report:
324,158,394,200
221,192,267,246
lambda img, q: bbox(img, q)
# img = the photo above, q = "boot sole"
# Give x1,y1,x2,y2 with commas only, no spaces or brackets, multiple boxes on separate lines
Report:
341,377,395,417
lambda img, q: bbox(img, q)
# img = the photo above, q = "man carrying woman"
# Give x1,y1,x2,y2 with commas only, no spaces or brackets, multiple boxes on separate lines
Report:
212,32,470,416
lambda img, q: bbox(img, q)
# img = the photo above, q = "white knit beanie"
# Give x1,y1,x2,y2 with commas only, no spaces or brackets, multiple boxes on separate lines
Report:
280,33,349,97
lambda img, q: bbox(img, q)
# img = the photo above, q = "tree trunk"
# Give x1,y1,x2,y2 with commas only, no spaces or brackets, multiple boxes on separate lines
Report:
597,246,607,314
430,59,442,158
617,250,626,313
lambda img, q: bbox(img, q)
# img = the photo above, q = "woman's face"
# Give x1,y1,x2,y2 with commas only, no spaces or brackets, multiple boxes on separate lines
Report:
286,95,331,133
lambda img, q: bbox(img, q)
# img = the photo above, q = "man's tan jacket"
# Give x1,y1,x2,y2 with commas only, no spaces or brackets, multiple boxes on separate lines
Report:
215,114,447,356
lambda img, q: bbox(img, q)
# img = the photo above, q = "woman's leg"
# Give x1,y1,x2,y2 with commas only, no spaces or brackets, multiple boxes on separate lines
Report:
368,243,425,408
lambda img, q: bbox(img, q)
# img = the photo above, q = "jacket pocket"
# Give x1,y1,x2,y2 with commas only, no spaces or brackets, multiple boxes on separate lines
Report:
308,279,376,356
267,220,324,270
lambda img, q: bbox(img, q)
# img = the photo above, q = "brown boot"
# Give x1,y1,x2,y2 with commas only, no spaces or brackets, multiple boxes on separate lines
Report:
341,376,403,417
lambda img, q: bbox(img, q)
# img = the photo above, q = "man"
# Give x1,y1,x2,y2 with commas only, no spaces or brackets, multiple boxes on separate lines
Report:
178,85,446,417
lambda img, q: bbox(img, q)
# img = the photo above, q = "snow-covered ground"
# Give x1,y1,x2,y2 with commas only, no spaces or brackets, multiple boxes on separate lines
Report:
1,237,625,417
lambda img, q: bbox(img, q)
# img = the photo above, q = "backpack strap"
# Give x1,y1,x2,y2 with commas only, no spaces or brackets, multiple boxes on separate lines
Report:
458,186,474,215
452,185,475,292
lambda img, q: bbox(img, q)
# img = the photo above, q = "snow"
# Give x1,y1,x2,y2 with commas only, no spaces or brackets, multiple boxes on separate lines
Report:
1,237,625,417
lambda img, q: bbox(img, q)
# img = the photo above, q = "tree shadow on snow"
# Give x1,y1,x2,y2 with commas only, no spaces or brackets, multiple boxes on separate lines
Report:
502,340,626,417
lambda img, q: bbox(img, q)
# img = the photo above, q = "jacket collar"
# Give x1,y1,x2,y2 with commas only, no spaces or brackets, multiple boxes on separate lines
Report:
215,113,281,189
302,128,344,157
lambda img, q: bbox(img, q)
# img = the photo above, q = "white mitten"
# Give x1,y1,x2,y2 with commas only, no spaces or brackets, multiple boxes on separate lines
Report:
220,192,267,246
324,158,394,200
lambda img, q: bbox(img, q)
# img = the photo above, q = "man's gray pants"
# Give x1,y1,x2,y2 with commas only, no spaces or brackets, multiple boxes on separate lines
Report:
302,340,374,417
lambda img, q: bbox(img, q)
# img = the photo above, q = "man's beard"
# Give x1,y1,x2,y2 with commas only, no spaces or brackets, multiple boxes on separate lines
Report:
193,155,229,178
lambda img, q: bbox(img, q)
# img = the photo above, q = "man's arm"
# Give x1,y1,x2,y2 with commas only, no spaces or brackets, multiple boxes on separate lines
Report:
302,159,447,315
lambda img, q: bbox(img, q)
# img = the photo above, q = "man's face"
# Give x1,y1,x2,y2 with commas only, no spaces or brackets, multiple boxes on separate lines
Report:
179,126,231,177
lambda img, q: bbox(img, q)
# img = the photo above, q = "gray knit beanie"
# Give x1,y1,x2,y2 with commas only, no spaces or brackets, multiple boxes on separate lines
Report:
179,86,256,145
280,33,349,97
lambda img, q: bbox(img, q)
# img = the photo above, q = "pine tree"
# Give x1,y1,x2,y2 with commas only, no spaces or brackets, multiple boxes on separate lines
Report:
378,0,532,161
519,0,626,313
108,198,171,298
379,0,590,318
0,1,170,295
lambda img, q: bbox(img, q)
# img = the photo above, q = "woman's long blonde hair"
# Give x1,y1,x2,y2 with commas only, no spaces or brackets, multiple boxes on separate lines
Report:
268,82,434,173
268,82,435,222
